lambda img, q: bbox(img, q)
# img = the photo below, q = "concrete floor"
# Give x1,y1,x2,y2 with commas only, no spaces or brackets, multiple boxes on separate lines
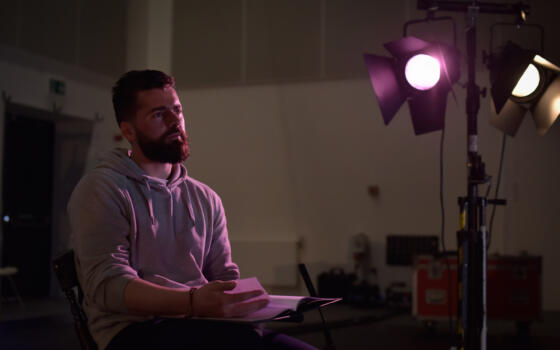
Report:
1,297,559,350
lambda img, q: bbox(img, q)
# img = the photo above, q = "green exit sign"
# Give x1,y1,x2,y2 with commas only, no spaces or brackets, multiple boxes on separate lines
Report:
49,79,66,96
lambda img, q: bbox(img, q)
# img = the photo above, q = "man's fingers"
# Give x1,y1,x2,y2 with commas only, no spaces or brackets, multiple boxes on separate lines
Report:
228,298,270,318
225,289,264,303
210,280,237,291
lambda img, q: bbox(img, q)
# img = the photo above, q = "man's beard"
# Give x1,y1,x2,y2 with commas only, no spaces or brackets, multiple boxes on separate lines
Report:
136,126,190,164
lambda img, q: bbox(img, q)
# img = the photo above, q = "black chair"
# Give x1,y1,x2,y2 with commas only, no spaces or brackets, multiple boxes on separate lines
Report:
53,250,98,350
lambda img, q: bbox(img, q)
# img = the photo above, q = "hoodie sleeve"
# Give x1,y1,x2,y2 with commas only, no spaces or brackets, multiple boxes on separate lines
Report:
68,171,139,313
202,193,240,282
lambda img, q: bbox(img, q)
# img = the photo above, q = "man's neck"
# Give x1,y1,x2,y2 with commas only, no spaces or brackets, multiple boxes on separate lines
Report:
130,148,173,180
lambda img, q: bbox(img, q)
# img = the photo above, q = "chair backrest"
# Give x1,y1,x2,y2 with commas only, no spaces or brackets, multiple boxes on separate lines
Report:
53,250,98,350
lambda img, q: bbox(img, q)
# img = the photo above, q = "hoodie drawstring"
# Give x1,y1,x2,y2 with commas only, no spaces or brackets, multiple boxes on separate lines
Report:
181,182,195,224
141,179,155,225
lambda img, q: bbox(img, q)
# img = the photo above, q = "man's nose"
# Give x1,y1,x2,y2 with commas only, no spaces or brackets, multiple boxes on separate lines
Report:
164,110,182,125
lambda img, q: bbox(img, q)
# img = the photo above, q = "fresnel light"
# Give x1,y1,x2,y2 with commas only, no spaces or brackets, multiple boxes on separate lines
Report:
489,41,560,136
363,36,460,135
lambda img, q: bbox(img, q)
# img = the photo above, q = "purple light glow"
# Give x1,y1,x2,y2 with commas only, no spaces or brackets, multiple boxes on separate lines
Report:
405,54,441,91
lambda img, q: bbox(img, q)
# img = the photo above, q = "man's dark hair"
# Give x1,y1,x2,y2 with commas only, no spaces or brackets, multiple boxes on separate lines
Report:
112,70,175,125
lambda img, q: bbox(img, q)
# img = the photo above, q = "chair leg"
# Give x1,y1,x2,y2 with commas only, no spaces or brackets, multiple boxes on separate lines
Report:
7,275,24,307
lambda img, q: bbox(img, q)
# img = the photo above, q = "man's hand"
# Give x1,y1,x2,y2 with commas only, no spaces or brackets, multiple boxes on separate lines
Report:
192,280,269,318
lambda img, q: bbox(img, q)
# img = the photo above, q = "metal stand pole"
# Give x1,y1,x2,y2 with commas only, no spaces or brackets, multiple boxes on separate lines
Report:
414,1,524,349
464,5,485,350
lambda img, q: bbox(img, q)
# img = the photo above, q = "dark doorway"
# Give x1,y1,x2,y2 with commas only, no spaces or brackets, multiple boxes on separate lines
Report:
1,103,93,298
2,111,54,297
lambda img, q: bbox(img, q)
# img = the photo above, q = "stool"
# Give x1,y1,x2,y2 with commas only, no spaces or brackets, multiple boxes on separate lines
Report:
0,266,24,306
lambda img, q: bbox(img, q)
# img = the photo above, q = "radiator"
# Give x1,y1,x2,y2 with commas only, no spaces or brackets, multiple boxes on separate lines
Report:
230,237,300,287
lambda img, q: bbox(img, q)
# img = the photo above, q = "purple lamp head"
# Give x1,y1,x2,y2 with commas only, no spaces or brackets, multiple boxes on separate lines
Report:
364,36,461,135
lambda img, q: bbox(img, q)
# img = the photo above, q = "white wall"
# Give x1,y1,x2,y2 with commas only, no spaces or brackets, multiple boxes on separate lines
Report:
178,75,560,310
2,56,558,309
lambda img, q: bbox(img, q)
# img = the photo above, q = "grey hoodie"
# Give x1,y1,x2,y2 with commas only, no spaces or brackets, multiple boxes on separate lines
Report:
68,148,239,350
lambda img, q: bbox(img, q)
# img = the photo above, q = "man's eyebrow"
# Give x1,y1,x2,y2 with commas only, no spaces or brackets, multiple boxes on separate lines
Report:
148,104,181,114
148,106,167,114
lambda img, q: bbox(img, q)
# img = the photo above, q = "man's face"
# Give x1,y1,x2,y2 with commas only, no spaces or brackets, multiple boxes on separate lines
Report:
130,86,189,164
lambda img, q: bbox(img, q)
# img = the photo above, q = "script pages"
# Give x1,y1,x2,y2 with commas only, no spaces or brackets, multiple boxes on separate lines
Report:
198,277,341,323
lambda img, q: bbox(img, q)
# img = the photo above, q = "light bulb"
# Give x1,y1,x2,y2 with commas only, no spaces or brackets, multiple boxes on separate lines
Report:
405,54,441,91
512,64,540,98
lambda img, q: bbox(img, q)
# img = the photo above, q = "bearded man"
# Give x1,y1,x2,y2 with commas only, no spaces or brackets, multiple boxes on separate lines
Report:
68,70,316,350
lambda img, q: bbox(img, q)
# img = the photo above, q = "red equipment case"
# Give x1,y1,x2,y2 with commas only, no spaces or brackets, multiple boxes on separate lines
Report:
412,254,542,322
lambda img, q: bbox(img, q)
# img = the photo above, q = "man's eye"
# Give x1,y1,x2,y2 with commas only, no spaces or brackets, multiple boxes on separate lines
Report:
174,106,182,114
153,112,163,118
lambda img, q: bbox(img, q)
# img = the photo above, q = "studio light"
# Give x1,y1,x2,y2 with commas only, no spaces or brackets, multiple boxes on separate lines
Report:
489,41,560,136
364,36,460,135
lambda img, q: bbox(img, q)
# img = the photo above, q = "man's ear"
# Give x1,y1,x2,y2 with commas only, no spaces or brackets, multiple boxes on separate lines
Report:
120,121,136,143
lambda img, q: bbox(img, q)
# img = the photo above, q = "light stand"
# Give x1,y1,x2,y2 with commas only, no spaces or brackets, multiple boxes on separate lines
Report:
415,1,527,349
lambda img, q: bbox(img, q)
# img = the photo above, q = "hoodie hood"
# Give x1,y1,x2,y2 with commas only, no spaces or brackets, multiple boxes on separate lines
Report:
96,148,188,190
95,148,193,224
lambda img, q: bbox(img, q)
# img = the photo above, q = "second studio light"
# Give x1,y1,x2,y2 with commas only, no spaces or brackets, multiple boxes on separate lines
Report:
364,36,460,135
489,41,560,136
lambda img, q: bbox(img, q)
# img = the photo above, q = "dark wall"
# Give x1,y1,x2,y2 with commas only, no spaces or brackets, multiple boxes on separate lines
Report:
0,0,127,78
